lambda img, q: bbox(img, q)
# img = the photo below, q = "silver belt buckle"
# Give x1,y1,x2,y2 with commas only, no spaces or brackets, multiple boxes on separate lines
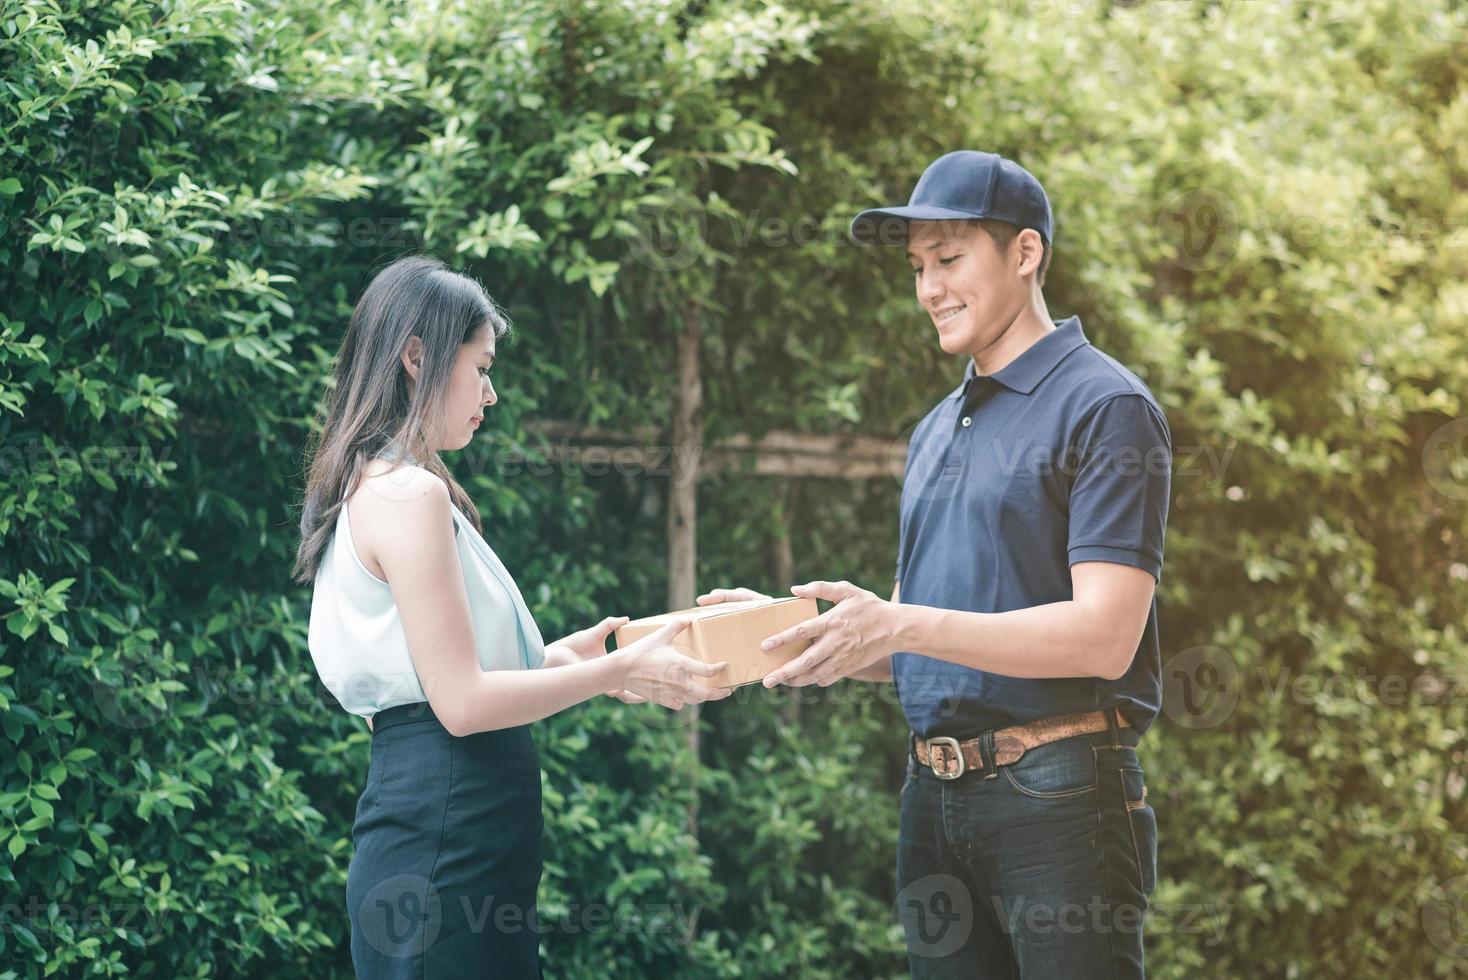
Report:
927,736,966,780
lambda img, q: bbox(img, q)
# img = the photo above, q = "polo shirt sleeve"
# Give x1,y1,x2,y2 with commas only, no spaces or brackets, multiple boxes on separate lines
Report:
1066,393,1172,581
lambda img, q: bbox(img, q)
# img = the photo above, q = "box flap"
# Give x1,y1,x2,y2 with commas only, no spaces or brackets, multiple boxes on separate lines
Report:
622,596,804,626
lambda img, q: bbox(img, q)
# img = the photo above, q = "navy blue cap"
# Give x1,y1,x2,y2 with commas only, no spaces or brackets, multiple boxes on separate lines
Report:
850,150,1054,247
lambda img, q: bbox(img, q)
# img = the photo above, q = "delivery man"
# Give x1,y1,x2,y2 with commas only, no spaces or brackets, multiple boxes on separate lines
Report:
699,150,1172,978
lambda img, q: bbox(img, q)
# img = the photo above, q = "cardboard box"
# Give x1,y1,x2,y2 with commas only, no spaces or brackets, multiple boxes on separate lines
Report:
613,596,819,688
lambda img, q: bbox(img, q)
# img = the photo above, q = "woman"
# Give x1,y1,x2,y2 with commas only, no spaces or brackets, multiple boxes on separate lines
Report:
291,254,731,978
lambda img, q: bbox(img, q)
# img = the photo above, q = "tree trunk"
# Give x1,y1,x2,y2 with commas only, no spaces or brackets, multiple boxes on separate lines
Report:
771,481,800,727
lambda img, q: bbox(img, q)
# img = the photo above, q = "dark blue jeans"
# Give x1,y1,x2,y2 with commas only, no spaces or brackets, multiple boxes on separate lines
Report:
896,712,1157,978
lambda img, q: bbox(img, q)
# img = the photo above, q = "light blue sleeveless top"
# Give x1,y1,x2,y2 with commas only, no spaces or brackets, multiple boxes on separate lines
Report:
306,439,545,717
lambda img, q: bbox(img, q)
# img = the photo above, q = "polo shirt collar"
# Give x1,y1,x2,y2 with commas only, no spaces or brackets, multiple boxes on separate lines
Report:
952,315,1089,397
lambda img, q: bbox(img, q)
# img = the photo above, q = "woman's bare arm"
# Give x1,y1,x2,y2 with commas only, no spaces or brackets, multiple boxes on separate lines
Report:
368,470,645,736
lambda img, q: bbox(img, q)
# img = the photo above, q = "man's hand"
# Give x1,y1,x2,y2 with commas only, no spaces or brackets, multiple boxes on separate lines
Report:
758,580,901,688
547,615,649,704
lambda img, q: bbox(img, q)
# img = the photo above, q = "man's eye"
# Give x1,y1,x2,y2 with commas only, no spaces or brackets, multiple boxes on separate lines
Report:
939,255,960,265
911,267,922,276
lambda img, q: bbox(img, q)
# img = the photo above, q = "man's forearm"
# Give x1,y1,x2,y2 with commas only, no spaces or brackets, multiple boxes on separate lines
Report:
846,581,899,682
890,600,1134,681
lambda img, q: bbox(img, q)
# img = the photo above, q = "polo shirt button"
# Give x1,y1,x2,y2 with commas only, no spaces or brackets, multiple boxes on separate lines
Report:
961,417,972,427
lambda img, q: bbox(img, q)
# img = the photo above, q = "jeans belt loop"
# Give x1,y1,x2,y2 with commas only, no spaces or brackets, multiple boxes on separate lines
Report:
978,728,999,780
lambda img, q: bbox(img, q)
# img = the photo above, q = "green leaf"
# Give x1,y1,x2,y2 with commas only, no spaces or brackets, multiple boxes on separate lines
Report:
7,703,38,726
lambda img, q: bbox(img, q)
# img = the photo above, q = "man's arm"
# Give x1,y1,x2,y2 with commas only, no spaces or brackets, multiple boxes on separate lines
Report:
889,562,1153,681
762,563,1154,687
760,392,1170,688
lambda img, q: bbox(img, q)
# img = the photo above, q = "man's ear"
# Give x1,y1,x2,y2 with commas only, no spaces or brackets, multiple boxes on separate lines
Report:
1015,228,1045,279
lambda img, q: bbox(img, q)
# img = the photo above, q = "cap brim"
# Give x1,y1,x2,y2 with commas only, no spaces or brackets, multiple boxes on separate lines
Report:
849,205,980,246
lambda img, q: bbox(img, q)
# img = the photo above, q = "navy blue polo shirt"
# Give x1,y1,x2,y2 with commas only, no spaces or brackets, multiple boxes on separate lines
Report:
893,315,1171,738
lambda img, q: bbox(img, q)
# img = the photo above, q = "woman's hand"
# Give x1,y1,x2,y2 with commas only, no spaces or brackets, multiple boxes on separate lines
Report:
696,587,772,606
547,615,648,704
617,618,733,711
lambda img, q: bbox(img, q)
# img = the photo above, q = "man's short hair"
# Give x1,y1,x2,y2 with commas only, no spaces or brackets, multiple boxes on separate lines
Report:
968,218,1051,288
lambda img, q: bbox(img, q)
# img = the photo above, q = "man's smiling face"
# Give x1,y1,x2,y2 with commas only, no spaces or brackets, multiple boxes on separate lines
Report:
905,219,1031,358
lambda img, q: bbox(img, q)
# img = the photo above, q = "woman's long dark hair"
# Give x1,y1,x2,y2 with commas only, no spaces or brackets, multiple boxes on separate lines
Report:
291,254,510,585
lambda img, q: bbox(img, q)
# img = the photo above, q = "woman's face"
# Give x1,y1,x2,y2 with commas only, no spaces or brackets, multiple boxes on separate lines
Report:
443,329,497,450
403,328,497,452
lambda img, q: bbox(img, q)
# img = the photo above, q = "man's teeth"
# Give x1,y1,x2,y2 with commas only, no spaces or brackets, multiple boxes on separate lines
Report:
936,306,966,322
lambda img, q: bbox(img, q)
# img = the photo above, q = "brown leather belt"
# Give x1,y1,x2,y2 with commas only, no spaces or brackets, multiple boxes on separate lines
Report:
913,708,1131,780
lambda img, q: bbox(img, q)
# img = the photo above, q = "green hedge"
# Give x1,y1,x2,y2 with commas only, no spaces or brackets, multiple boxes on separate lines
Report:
1,0,1464,976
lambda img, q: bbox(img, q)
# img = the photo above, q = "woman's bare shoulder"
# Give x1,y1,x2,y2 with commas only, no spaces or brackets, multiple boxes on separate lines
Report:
347,463,452,579
356,459,446,501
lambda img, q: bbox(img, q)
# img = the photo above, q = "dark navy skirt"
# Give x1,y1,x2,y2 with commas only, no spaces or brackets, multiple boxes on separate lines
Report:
346,702,544,978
